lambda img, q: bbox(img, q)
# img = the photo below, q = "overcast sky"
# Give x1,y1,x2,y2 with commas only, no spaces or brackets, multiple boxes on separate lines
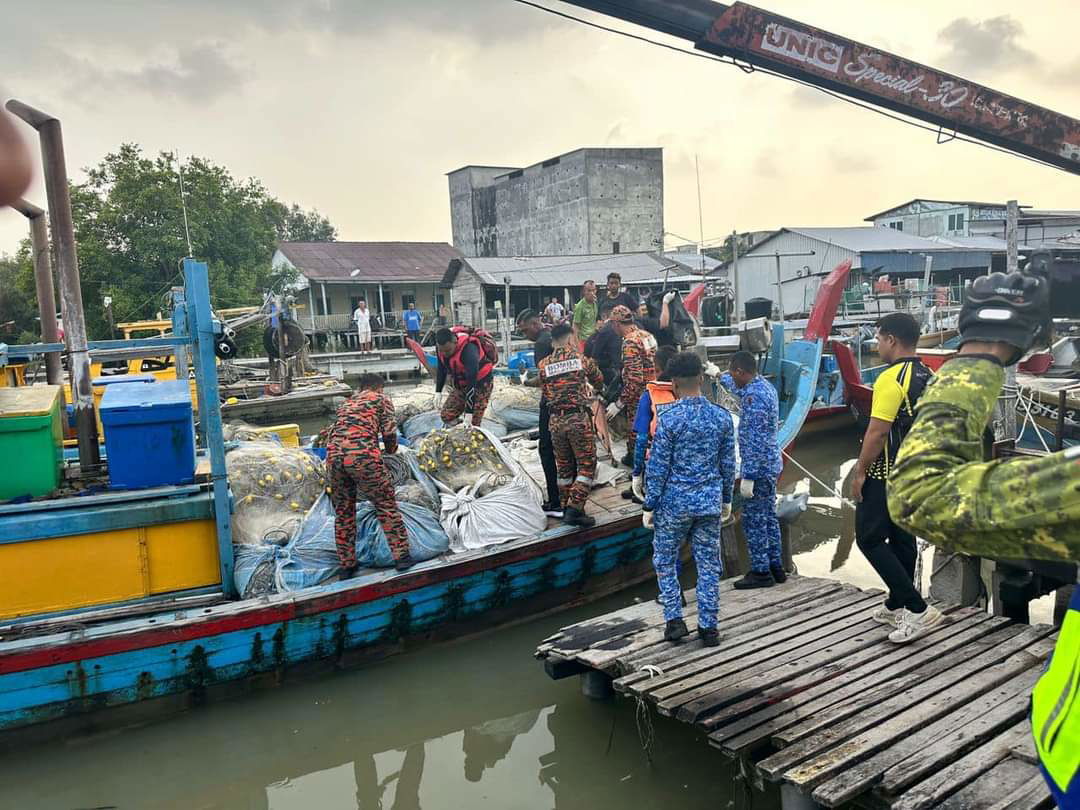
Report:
2,0,1079,257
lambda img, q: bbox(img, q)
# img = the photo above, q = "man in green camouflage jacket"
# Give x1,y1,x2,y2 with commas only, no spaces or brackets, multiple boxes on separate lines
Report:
886,256,1079,807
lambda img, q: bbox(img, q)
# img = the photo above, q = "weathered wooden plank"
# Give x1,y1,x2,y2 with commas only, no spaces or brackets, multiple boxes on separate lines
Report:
671,613,890,724
614,580,849,679
620,587,874,697
875,645,1053,798
984,773,1055,810
704,608,991,748
756,625,1050,782
810,657,1048,806
888,721,1032,810
936,758,1045,810
617,587,868,695
543,655,591,680
579,579,841,673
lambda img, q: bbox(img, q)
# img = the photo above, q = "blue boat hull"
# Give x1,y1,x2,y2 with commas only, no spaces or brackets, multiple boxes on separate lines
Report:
0,517,654,742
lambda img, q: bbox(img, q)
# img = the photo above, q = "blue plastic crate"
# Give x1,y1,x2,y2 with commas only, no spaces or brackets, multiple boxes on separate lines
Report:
100,379,196,489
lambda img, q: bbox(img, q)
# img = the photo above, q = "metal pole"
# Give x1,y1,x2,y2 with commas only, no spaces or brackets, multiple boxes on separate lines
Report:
12,198,61,385
1001,199,1020,442
731,229,739,325
775,251,786,324
503,275,512,362
6,99,100,470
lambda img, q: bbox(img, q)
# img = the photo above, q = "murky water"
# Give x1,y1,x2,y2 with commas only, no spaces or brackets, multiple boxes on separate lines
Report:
1,428,868,810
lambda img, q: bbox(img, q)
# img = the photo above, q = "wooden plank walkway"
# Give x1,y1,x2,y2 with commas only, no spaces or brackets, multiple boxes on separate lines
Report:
535,575,1057,809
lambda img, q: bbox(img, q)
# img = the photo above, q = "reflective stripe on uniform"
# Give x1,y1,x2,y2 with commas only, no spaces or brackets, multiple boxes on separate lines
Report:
1032,590,1080,800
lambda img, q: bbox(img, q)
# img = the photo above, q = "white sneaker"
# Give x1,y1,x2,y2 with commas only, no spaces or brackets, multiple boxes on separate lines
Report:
872,604,902,627
888,605,944,644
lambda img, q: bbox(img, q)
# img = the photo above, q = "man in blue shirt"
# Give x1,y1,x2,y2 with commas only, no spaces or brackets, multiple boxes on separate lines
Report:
643,352,736,646
721,351,785,589
403,303,423,346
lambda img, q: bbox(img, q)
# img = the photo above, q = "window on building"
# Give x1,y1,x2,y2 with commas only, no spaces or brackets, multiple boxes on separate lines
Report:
888,221,904,231
948,213,965,232
612,240,620,254
400,292,416,311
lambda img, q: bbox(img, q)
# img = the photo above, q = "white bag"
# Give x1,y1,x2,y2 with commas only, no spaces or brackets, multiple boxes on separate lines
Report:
438,473,548,552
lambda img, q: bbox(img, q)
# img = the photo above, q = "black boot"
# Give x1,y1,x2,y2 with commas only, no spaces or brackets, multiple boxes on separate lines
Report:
733,570,775,589
664,618,689,642
699,627,720,647
394,555,415,572
620,452,634,467
340,565,358,581
562,506,596,528
770,564,788,584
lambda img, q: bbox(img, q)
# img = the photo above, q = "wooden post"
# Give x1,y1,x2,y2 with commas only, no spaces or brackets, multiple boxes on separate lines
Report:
7,100,100,470
731,229,740,325
503,275,512,362
774,251,785,324
1000,200,1020,442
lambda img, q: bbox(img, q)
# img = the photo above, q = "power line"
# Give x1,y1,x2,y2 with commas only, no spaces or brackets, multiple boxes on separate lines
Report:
512,0,1065,174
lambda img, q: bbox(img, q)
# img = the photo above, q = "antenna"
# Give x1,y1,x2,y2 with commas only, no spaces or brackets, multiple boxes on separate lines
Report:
174,149,194,258
695,153,705,276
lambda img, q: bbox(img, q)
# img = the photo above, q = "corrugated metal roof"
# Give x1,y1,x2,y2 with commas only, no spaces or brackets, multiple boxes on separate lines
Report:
455,252,671,288
862,198,1007,221
784,227,949,252
277,242,462,283
663,249,724,274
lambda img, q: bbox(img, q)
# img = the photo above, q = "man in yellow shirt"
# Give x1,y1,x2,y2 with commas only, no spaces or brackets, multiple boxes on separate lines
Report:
848,312,938,642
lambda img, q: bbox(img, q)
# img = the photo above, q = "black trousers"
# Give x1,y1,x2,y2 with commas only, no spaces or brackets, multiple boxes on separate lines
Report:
855,477,926,612
538,400,560,506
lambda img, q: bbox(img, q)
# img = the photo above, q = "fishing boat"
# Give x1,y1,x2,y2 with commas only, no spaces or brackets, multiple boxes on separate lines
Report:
0,259,850,744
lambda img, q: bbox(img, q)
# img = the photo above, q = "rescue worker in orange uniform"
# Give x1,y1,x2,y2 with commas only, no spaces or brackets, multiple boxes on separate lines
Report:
325,373,413,574
435,327,495,427
538,323,605,528
604,305,658,466
629,344,679,501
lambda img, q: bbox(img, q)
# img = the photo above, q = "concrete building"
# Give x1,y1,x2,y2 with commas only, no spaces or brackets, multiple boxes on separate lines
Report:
865,199,1080,248
447,148,664,258
273,241,462,345
440,252,675,327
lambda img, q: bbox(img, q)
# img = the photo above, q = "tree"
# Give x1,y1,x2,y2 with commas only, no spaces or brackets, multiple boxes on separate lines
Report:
0,247,39,345
67,144,335,340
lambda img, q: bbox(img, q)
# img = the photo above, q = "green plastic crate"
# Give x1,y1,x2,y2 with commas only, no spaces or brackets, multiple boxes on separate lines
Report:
0,385,63,501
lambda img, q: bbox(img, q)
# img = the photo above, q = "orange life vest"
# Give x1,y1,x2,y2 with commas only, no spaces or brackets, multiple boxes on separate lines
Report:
647,380,676,438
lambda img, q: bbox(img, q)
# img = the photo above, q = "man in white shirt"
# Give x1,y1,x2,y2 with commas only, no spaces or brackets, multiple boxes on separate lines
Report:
353,299,372,354
544,297,565,324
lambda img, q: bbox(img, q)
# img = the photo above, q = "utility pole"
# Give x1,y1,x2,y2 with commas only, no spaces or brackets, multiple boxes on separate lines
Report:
730,230,740,325
7,99,100,471
503,276,512,363
774,251,785,324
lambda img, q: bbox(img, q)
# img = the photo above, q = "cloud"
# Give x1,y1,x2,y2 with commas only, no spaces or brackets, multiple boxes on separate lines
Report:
827,149,878,175
65,44,247,105
938,16,1037,74
753,150,779,179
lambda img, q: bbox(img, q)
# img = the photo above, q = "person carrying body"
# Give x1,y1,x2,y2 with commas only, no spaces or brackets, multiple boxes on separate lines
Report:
435,326,495,427
720,351,786,588
642,352,736,647
537,323,605,528
848,312,939,637
516,308,564,517
586,300,623,394
324,373,412,575
629,345,679,502
601,271,639,313
886,255,1079,805
605,305,658,467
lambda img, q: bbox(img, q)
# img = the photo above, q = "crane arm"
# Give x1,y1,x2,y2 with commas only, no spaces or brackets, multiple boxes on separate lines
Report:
561,0,1080,175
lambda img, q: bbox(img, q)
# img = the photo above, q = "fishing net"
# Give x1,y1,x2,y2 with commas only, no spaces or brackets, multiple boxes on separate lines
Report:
403,411,508,443
388,384,438,425
415,425,514,496
227,442,326,546
222,421,274,443
487,384,541,431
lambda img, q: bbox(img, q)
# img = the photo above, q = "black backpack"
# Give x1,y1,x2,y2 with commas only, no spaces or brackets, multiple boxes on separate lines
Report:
890,358,933,451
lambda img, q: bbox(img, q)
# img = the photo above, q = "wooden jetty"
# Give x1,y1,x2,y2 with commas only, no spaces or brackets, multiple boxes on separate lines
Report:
535,575,1056,810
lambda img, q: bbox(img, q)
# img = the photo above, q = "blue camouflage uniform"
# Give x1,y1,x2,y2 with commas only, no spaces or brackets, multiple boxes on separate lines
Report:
643,396,736,630
721,373,783,573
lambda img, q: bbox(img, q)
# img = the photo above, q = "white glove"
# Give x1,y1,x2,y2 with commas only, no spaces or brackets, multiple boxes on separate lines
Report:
605,401,623,420
739,479,755,499
663,290,677,305
433,391,444,409
631,475,644,501
703,361,721,377
642,510,654,529
519,368,528,384
721,502,732,522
